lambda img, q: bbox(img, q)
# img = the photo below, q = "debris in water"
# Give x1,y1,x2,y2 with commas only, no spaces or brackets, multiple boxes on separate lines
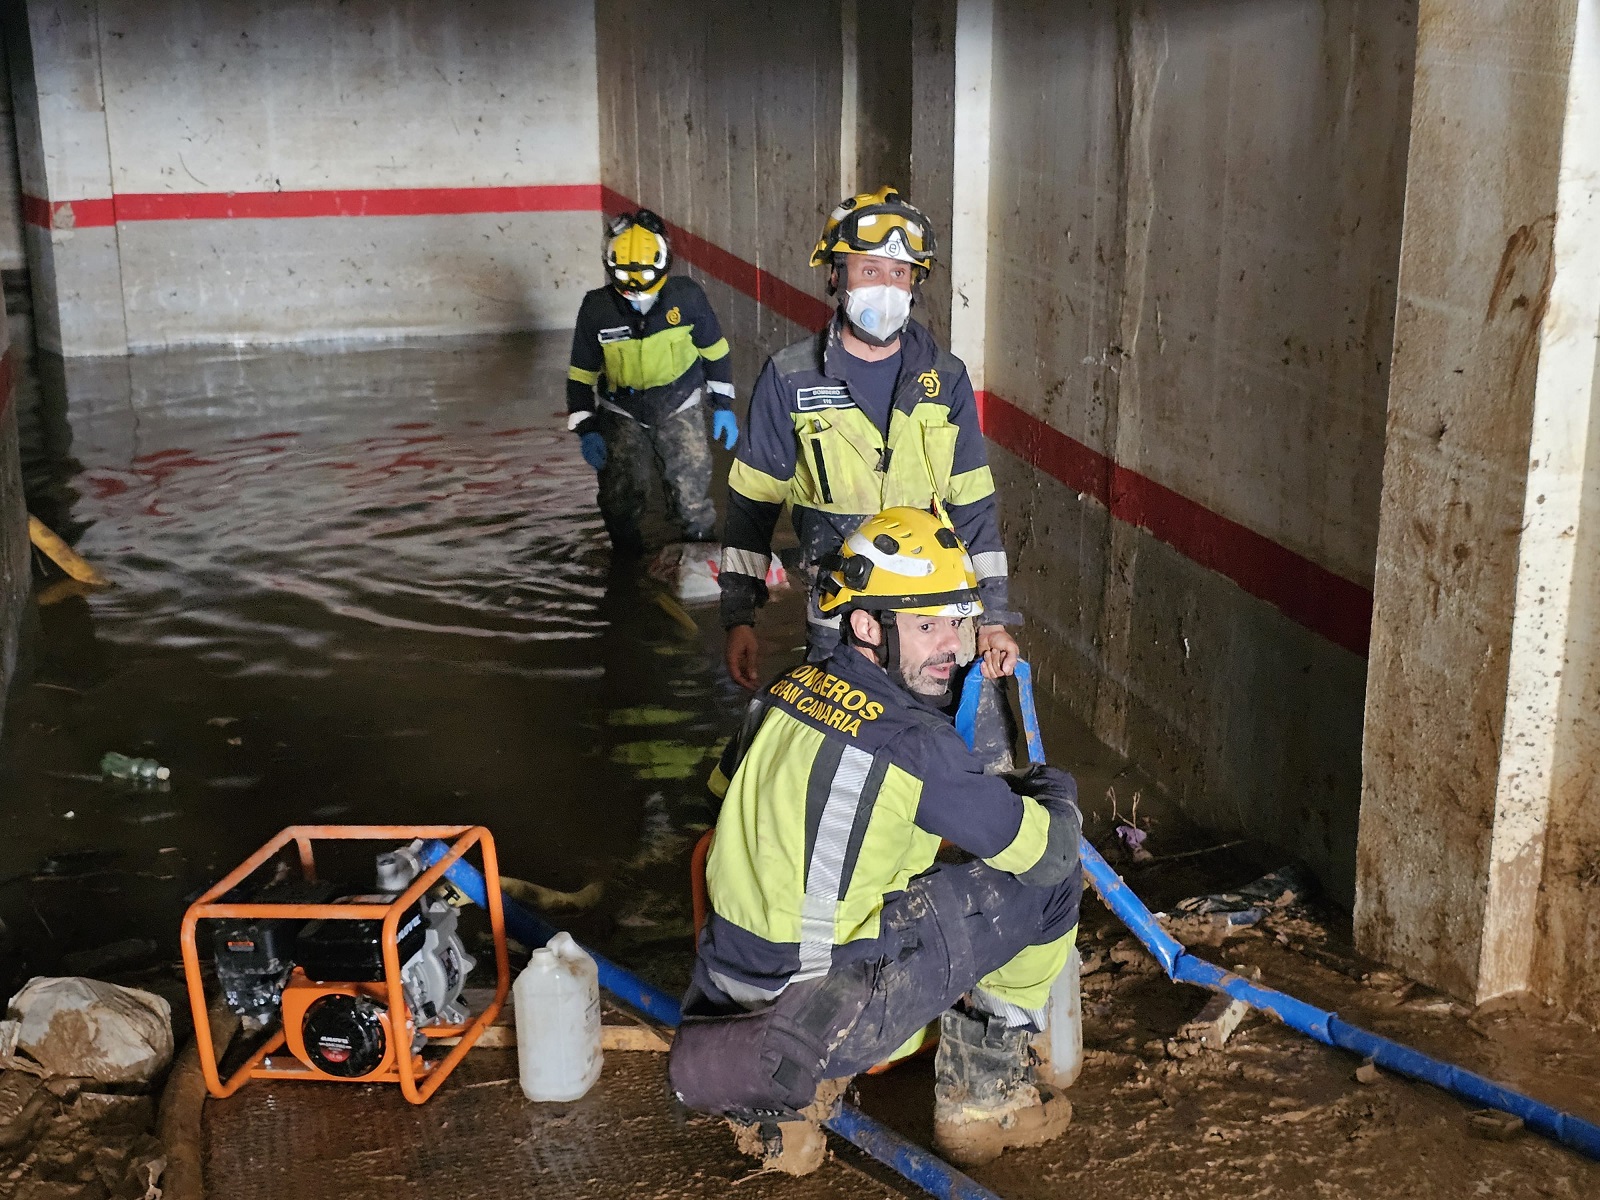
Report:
652,589,701,636
1355,1061,1382,1084
206,716,239,727
500,876,605,913
99,752,170,785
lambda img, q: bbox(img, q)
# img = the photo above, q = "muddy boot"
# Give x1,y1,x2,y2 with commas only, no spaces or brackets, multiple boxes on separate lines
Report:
932,1006,1072,1167
725,1077,849,1176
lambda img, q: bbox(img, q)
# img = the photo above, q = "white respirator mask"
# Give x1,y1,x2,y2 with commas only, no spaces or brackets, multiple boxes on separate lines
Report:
625,290,659,314
843,284,912,346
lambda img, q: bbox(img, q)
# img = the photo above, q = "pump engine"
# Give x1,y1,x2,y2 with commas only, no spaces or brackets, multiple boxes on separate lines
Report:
210,839,476,1080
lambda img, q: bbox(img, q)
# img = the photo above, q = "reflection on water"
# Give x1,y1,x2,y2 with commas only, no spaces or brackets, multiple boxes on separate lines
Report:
0,333,765,998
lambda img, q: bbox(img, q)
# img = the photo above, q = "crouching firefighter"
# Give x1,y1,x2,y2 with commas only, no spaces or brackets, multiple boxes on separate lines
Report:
669,506,1082,1171
566,209,739,553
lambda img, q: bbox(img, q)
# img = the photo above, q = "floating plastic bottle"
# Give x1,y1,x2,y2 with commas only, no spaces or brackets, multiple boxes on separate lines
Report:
99,752,170,784
514,930,601,1101
1033,944,1083,1088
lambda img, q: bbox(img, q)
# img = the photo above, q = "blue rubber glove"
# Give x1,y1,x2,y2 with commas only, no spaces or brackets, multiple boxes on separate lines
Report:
579,431,607,471
712,409,739,450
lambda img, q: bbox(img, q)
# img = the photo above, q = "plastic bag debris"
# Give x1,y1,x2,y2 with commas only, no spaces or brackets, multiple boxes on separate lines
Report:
8,977,174,1084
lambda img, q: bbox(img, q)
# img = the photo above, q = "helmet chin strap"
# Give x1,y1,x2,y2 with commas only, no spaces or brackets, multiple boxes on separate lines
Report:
876,613,899,674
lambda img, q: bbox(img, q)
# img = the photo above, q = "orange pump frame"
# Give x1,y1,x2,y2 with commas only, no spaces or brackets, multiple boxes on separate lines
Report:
179,825,510,1104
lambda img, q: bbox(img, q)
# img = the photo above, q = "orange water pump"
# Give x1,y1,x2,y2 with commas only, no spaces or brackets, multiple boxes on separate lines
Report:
180,825,510,1104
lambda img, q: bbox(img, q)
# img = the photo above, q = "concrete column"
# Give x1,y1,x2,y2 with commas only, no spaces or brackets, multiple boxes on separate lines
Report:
909,0,957,345
1357,0,1600,1018
5,1,127,356
948,0,994,390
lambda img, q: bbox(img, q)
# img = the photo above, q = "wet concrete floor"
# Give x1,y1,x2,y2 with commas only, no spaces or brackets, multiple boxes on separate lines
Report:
2,334,1597,1199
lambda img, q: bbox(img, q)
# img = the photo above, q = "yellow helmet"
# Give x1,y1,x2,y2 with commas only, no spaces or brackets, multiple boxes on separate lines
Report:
817,507,983,619
809,186,937,275
605,210,671,295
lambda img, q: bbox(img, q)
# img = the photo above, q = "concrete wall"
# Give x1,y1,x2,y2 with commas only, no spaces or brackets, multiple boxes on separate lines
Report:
597,0,842,391
1358,0,1600,1018
0,305,23,740
0,26,26,276
8,0,601,354
909,0,957,345
982,0,1417,903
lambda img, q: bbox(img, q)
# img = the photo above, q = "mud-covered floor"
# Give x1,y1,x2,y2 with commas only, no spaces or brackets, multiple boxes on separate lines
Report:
2,335,1597,1199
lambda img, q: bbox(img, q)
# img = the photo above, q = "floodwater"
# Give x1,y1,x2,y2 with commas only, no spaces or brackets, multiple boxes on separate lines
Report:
0,332,771,1001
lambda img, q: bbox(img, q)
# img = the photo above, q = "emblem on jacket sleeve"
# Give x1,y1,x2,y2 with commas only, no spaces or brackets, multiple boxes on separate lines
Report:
666,306,682,325
917,370,941,398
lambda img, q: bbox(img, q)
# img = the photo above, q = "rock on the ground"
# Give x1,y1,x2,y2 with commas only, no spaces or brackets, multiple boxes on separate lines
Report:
7,978,173,1085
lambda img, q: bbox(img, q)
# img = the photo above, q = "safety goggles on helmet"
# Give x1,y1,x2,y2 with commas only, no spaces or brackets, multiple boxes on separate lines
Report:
810,186,937,273
816,506,983,619
605,210,672,294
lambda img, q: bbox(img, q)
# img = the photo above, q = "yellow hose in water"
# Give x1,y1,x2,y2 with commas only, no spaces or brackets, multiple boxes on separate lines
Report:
28,515,108,586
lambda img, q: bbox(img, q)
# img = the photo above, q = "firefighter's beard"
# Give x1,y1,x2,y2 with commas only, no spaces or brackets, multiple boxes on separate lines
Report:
897,649,958,701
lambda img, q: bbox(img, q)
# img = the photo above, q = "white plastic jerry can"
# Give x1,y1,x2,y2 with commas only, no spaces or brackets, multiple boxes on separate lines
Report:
1032,944,1084,1089
514,931,603,1101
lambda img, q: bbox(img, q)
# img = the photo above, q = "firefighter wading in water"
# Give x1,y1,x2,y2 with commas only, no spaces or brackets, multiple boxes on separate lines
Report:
567,209,739,553
718,187,1021,686
670,507,1082,1172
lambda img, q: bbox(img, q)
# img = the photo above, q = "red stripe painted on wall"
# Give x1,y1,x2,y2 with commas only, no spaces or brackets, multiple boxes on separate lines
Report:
21,184,602,230
978,390,1374,656
600,187,833,332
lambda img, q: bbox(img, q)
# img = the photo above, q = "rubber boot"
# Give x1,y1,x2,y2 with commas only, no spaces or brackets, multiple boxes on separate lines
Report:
725,1077,849,1177
932,1006,1072,1167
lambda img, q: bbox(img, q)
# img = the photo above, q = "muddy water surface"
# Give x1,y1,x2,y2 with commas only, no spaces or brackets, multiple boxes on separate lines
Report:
1,333,758,998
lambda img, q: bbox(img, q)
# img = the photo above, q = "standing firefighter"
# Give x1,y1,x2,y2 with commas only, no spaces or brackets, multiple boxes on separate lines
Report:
568,209,740,553
670,507,1082,1171
720,187,1020,686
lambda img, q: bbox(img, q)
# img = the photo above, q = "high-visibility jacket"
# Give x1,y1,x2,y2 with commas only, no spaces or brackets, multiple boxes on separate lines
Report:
566,276,734,429
698,644,1079,1007
719,317,1016,630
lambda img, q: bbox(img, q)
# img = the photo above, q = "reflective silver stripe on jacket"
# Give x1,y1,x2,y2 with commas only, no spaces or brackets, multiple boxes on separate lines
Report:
795,745,875,981
971,550,1009,580
721,547,772,579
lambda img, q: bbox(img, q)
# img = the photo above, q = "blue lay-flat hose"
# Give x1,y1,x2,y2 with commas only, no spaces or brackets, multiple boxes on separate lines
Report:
416,840,1008,1200
993,660,1600,1163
